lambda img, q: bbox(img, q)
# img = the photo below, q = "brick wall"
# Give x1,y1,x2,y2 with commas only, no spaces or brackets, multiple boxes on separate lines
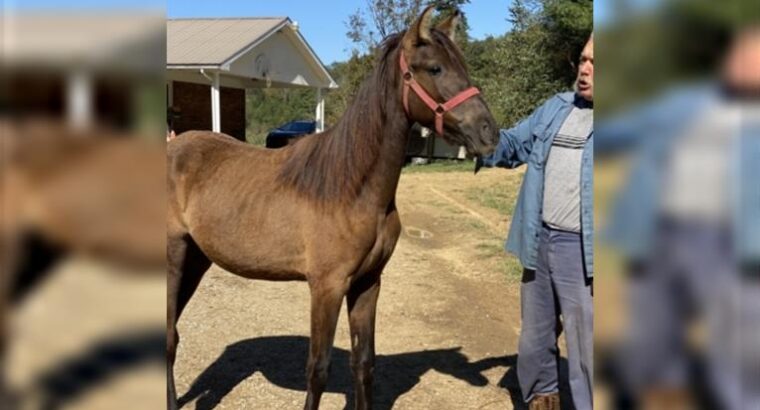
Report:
171,81,245,141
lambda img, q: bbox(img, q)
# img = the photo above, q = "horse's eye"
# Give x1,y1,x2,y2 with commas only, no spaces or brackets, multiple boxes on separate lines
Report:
427,66,442,76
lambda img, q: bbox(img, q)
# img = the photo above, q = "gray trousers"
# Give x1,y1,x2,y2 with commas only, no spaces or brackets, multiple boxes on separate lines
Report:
518,225,593,409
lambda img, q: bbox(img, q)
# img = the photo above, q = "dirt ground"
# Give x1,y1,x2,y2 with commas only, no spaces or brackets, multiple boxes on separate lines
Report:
172,166,573,410
7,166,576,410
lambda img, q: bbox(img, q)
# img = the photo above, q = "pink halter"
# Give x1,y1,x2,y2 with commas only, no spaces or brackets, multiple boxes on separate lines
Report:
399,52,481,136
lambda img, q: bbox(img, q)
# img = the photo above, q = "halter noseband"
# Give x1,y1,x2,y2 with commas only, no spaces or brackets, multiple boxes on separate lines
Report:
399,52,480,136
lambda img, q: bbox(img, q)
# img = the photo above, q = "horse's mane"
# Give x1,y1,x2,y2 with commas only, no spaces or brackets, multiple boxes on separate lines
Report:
276,33,404,204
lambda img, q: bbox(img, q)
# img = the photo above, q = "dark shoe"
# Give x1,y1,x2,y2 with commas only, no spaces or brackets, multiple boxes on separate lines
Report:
529,392,560,410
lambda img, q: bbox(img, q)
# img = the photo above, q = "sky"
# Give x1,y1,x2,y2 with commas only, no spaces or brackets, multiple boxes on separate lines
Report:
164,1,520,65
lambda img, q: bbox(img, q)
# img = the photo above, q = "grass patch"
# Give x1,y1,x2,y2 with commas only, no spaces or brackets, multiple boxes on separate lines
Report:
467,220,488,231
474,241,523,280
475,241,504,258
246,130,267,147
402,159,475,174
465,180,519,215
501,256,523,279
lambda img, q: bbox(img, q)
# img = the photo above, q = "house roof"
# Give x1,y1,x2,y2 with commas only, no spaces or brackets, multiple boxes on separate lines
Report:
167,17,337,89
167,17,289,66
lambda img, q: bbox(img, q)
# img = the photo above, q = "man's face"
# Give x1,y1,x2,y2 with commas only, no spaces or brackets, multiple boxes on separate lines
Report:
723,28,760,92
576,38,594,102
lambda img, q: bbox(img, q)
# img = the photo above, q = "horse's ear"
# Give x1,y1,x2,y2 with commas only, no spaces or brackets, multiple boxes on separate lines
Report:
403,5,435,51
436,10,461,42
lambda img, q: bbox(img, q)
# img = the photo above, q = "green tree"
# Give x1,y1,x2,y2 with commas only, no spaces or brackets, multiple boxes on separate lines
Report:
541,0,594,86
245,87,316,145
324,53,375,125
345,0,470,54
471,0,590,128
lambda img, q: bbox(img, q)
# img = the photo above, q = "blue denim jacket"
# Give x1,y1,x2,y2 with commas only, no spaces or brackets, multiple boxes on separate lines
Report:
481,92,594,277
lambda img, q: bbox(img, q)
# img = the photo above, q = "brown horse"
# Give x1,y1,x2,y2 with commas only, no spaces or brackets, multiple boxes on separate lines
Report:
167,7,498,410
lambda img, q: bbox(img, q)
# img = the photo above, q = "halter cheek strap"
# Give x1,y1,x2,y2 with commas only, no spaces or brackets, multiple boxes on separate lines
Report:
399,52,481,136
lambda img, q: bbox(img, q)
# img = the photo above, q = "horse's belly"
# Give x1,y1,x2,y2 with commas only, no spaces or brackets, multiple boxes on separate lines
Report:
190,224,308,282
225,265,307,281
199,245,308,281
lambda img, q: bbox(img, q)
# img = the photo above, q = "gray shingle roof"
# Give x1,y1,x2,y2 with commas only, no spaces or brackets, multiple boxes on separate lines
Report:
167,18,288,66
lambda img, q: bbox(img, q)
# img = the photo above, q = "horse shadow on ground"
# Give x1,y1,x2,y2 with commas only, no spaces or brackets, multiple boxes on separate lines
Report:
28,327,165,410
178,335,572,410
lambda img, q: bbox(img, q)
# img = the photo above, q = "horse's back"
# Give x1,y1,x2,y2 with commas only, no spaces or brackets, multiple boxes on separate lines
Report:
167,131,277,198
168,132,263,232
167,131,253,169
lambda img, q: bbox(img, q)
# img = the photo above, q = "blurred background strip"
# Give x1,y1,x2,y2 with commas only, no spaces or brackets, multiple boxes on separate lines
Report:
1,2,166,409
595,0,759,409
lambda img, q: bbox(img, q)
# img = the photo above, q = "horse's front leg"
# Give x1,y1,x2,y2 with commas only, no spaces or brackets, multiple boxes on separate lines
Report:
304,279,348,410
346,272,381,410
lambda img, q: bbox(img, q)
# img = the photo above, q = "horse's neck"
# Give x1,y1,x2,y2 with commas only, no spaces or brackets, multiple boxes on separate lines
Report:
357,92,411,209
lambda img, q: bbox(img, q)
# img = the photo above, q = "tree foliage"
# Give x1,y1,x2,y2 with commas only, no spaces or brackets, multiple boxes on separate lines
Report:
346,0,470,54
468,0,591,127
245,87,316,145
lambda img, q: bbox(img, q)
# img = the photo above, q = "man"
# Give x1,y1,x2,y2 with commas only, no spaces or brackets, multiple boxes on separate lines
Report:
478,35,594,410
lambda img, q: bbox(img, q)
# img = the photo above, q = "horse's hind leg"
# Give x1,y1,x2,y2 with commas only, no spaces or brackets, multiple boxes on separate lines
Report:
167,234,210,410
346,272,381,410
304,279,349,410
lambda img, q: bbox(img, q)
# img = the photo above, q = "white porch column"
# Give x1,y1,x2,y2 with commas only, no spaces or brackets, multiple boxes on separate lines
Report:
211,71,221,133
67,69,93,129
315,87,325,132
